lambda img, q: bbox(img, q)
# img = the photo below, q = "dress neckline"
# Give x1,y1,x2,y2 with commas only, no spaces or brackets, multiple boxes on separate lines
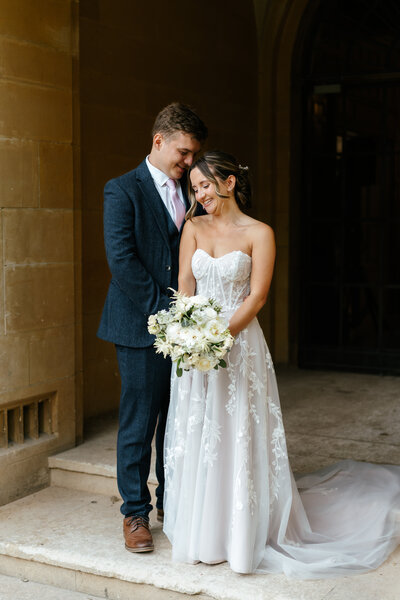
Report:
194,248,252,261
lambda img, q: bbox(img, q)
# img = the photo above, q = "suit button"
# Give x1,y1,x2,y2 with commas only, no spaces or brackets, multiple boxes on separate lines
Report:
166,265,171,271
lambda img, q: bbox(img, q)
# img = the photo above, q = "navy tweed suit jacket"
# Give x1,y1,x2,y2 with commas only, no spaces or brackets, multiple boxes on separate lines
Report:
97,159,189,348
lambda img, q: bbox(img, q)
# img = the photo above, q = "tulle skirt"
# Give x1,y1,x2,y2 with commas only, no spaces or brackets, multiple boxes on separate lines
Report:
163,317,400,578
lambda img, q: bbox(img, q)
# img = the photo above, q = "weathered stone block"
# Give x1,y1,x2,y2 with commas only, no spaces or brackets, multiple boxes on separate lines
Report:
0,0,72,52
0,38,72,88
3,209,74,264
0,335,30,393
0,453,49,506
0,81,72,142
0,138,39,208
5,264,74,332
29,325,75,384
39,143,73,208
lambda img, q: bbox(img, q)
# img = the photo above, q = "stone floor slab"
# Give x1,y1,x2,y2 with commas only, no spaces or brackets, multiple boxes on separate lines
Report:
0,485,399,600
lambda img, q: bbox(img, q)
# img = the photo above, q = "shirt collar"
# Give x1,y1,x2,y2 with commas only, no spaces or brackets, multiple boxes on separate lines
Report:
146,156,174,187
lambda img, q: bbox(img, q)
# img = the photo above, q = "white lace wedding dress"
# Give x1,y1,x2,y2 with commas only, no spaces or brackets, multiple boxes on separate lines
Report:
163,248,400,578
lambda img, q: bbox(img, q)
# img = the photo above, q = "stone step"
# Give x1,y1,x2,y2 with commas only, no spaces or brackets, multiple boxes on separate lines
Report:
0,572,103,600
0,484,399,600
48,413,157,497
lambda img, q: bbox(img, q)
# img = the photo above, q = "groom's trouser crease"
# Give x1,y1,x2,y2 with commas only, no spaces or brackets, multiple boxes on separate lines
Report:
115,344,171,517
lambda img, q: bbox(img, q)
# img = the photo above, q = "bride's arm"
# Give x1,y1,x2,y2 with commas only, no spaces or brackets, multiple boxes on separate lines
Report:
228,224,276,336
178,220,197,296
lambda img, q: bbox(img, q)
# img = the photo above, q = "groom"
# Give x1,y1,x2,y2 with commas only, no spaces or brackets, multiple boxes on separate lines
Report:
97,103,207,552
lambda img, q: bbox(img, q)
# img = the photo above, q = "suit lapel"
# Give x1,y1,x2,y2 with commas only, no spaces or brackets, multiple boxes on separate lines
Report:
136,160,191,239
136,161,171,248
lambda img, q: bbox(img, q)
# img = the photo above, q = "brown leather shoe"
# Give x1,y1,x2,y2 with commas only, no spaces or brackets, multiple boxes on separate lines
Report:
156,508,164,523
123,516,154,553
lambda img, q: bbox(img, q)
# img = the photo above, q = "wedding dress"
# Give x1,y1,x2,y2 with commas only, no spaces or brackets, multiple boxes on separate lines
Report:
163,248,400,578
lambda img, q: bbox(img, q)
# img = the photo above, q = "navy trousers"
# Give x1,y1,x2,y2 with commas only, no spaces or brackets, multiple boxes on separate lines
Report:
115,344,171,518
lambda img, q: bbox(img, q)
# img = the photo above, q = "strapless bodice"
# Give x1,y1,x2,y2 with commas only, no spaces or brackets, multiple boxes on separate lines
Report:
191,248,252,311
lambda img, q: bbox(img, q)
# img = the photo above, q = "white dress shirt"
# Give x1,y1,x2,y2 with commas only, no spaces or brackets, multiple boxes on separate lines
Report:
146,156,186,222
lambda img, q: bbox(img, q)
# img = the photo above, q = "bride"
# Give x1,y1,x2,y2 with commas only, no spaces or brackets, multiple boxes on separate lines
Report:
162,151,400,578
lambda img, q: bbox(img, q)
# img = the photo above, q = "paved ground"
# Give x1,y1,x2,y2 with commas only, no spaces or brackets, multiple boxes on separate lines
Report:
276,366,400,472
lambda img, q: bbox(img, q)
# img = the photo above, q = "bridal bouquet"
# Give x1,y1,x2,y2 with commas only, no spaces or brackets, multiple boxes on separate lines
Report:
147,291,234,376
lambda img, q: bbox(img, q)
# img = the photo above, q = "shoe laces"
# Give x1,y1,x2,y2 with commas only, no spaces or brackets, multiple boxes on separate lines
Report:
126,516,150,531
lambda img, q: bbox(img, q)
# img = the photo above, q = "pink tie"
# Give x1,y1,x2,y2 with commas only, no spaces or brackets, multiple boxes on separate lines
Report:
166,178,186,230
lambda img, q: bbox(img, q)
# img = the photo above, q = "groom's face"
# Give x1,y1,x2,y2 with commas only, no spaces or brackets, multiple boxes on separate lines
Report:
152,131,201,180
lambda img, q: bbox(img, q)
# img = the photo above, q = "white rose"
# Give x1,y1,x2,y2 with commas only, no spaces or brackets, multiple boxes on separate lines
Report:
204,319,226,343
191,306,218,325
203,306,218,319
166,322,181,340
180,327,203,349
190,295,209,307
195,356,213,371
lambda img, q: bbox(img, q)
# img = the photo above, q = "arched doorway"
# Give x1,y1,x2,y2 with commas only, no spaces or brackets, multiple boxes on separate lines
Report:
296,0,400,374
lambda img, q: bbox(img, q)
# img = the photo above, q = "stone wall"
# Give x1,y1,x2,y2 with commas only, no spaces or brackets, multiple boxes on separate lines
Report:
0,0,79,504
80,0,258,418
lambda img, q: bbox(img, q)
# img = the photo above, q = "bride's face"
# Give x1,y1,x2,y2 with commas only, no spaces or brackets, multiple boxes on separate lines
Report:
190,167,231,215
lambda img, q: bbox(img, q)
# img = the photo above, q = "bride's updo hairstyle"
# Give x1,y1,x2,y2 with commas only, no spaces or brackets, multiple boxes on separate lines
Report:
186,151,252,220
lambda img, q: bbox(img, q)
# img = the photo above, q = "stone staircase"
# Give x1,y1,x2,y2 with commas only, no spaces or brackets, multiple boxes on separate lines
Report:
0,383,400,600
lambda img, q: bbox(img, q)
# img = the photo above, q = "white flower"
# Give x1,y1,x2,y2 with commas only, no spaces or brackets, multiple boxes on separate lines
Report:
203,306,218,319
154,339,173,357
147,314,160,334
190,295,209,306
222,334,234,351
174,296,192,314
166,322,181,340
195,355,216,371
156,310,171,325
204,319,227,343
180,327,205,349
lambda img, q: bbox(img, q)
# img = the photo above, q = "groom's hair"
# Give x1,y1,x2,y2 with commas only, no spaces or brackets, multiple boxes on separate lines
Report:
152,102,208,143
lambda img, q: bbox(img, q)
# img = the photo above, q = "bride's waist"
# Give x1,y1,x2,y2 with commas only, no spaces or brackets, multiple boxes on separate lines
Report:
220,300,247,316
195,289,249,313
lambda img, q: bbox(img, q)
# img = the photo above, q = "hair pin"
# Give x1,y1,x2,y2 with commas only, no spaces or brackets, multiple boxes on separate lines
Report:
239,164,249,171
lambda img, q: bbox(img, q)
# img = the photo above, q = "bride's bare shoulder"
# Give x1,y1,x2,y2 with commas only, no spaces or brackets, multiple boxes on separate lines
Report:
243,218,275,253
244,216,274,235
186,215,211,228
